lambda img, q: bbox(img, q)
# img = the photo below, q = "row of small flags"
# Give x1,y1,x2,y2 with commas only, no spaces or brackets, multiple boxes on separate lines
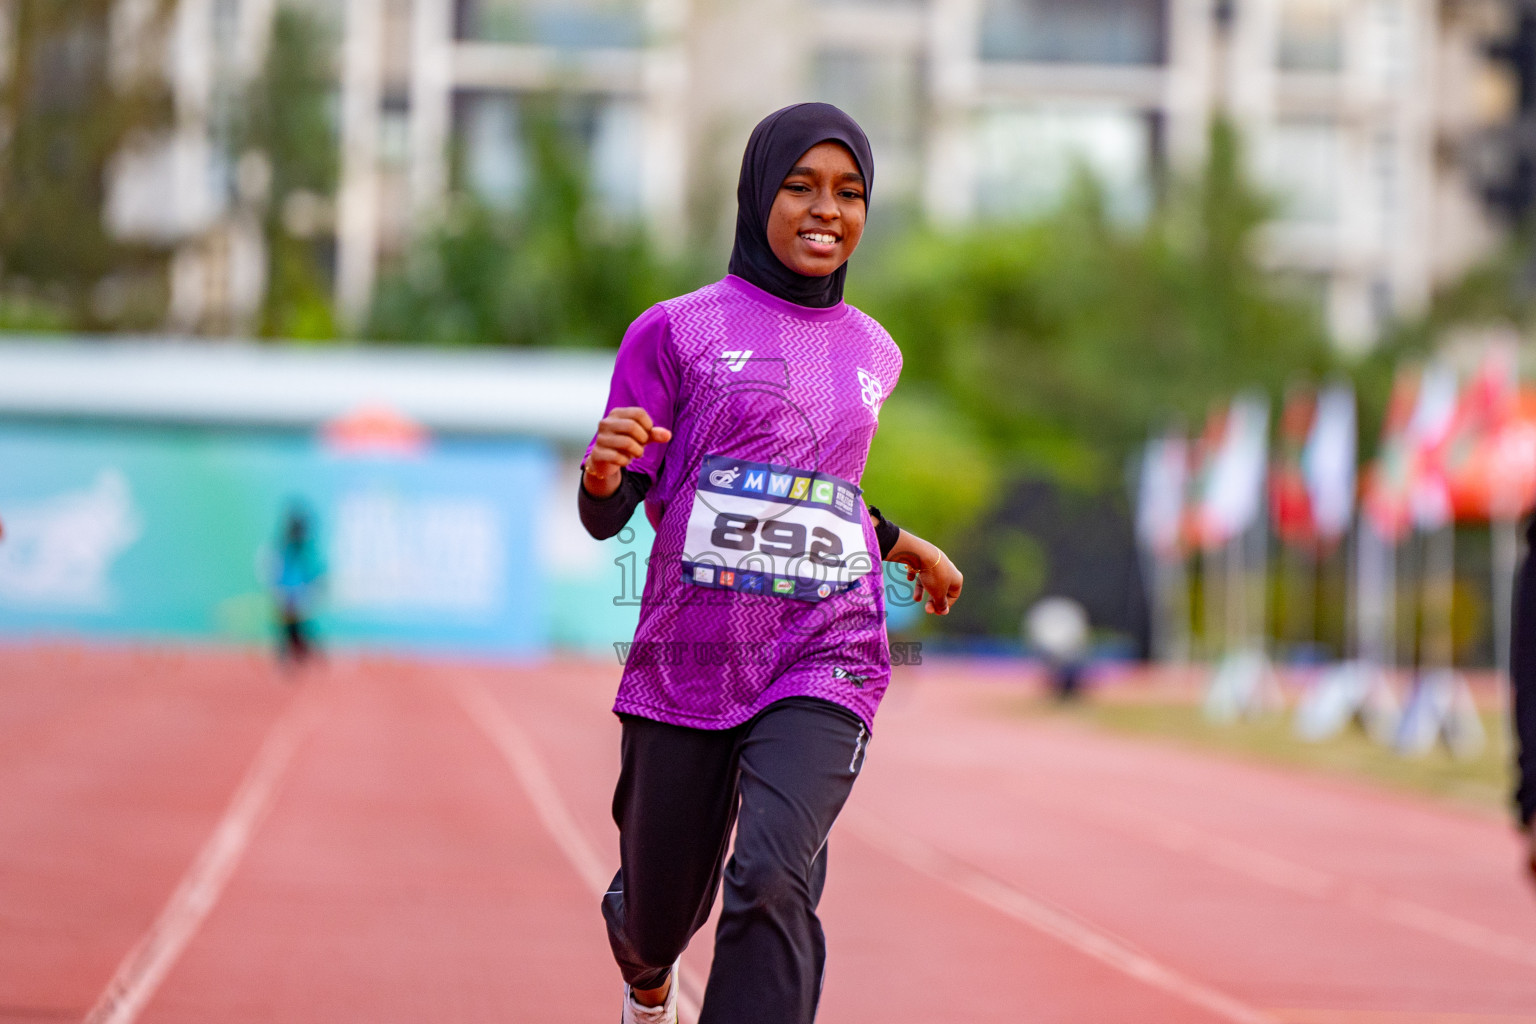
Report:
1134,343,1536,758
1138,345,1536,561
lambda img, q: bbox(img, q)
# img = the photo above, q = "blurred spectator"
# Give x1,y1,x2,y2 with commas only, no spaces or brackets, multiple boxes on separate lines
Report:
1026,596,1090,701
269,504,324,667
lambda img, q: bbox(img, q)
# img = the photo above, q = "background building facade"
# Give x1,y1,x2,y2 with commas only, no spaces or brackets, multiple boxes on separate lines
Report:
1,0,1524,346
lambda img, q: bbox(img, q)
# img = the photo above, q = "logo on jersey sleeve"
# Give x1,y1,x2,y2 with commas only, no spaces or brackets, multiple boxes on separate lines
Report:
721,349,754,371
856,368,884,414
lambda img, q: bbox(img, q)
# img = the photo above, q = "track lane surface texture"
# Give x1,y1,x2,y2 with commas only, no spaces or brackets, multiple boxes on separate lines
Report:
2,648,1533,1023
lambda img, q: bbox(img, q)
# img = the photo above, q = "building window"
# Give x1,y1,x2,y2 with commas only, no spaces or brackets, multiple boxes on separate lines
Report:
455,92,642,217
457,0,644,48
974,105,1154,221
1277,0,1343,72
460,93,526,208
1261,118,1341,224
810,50,921,198
588,97,643,217
979,0,1166,66
380,97,412,170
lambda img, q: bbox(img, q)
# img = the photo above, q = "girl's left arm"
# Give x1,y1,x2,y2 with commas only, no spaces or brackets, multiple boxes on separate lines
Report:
881,523,963,616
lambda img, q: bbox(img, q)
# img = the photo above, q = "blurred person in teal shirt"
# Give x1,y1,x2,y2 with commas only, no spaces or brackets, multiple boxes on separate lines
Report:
269,504,324,666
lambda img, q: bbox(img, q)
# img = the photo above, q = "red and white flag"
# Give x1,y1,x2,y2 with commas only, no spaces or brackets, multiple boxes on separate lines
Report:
1362,363,1456,541
1188,394,1270,551
1441,344,1536,521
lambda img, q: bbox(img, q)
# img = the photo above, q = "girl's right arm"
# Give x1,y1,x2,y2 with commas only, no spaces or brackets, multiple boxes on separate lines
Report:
577,408,671,540
577,305,679,540
583,408,672,498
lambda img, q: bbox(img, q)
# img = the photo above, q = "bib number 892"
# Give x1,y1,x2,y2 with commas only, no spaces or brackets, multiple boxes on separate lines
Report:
709,513,844,567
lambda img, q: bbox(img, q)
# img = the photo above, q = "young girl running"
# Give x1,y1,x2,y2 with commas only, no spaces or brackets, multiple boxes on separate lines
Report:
578,102,963,1024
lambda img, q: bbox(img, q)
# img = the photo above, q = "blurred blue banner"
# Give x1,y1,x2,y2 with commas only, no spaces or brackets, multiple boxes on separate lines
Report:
0,423,556,656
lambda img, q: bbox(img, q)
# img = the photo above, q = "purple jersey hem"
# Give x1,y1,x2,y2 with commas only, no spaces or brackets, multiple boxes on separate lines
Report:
612,678,882,733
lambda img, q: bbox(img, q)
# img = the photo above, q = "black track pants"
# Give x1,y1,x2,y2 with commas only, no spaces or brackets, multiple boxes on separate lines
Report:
602,697,870,1024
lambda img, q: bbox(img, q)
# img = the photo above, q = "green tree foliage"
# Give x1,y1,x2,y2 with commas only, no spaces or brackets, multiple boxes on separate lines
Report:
238,5,339,340
368,99,703,347
847,122,1343,637
0,0,174,330
850,120,1336,490
860,387,999,547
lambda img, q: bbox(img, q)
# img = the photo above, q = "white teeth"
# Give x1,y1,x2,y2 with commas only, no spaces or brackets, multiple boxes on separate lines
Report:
801,233,837,245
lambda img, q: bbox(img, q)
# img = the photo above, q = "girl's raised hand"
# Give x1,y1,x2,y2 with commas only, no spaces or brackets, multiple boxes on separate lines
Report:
887,529,964,615
584,407,672,498
908,553,964,615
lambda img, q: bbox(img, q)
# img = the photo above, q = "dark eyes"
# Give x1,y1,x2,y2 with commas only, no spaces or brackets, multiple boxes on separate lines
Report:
780,182,865,201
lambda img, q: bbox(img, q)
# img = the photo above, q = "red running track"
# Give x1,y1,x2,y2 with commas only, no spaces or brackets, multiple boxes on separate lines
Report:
2,646,1534,1023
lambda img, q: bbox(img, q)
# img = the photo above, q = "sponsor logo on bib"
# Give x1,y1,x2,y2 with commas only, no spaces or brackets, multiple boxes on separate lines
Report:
684,454,874,603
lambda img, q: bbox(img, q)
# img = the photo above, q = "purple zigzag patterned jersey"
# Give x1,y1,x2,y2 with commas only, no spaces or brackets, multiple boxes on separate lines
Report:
590,274,903,730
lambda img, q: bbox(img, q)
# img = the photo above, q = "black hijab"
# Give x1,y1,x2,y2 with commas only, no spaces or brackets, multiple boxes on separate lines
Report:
727,102,874,308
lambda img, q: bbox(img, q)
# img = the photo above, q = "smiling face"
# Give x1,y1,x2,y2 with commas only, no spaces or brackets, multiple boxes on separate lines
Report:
765,141,866,278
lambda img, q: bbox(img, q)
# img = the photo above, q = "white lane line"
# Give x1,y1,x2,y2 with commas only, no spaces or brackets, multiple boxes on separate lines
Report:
1081,800,1536,970
932,755,1536,971
845,811,1279,1024
452,677,608,891
1357,892,1536,969
450,676,705,1024
83,688,326,1024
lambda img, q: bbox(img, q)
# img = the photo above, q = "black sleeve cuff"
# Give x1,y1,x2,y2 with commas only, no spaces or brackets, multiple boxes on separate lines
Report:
578,467,651,540
867,505,901,560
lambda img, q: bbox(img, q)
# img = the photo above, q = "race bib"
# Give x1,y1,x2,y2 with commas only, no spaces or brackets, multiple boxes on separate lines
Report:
680,454,875,602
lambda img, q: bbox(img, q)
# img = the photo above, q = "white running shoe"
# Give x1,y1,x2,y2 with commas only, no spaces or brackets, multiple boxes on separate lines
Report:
621,962,679,1024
